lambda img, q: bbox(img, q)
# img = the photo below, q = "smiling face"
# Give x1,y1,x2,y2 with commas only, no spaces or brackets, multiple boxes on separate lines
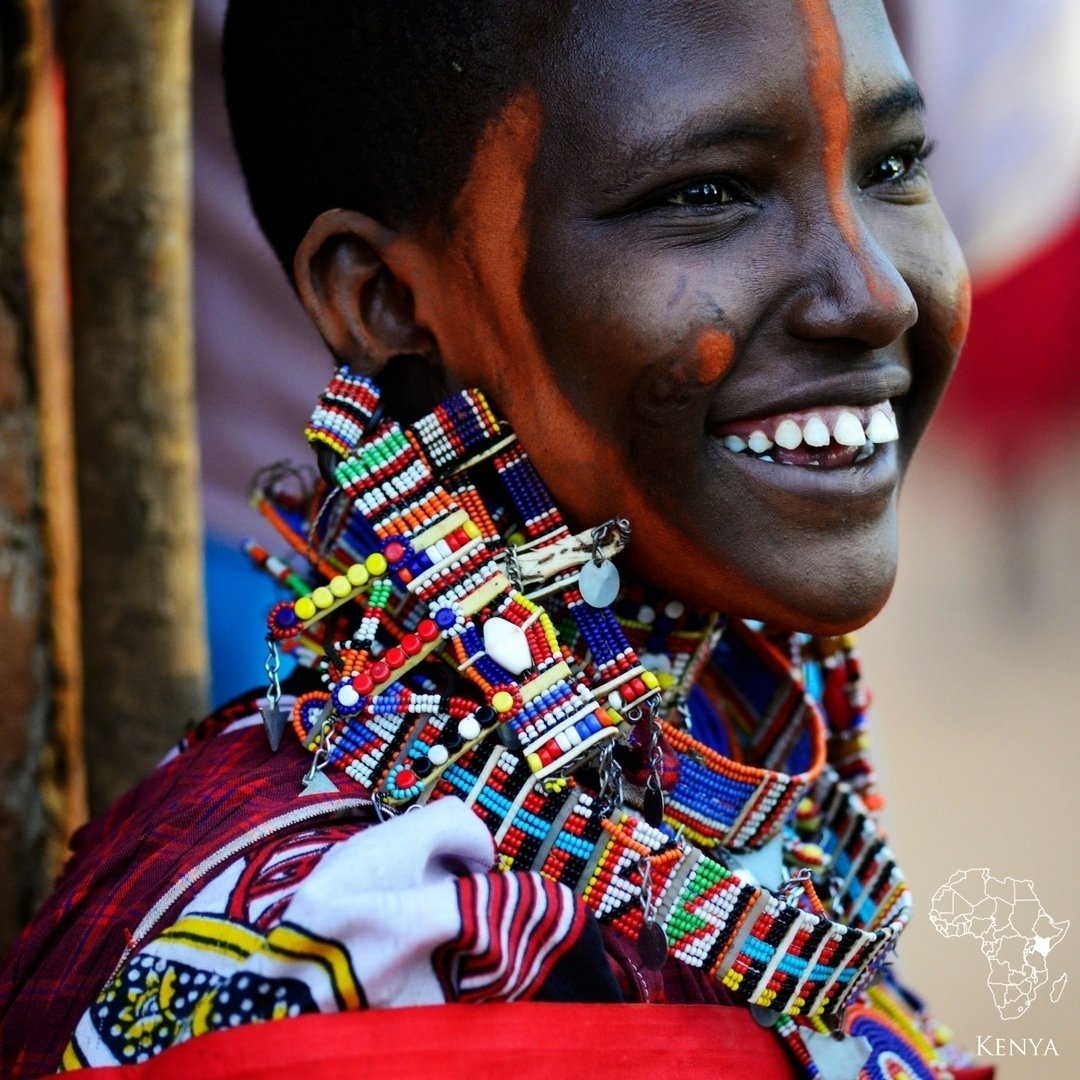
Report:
385,0,970,633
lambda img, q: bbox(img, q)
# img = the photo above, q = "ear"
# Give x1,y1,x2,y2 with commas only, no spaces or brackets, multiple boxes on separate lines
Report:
293,208,435,376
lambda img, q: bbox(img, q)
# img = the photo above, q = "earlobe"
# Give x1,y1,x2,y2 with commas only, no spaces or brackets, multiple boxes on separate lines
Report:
293,208,435,375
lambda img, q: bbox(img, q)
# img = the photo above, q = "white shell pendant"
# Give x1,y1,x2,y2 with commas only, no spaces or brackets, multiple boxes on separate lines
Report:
483,616,533,675
579,558,620,608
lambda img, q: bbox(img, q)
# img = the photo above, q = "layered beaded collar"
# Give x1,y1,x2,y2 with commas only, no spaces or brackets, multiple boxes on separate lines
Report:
251,368,910,1071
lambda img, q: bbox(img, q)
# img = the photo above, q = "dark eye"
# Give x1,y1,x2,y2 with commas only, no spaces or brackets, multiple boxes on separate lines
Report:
667,180,737,207
860,140,935,190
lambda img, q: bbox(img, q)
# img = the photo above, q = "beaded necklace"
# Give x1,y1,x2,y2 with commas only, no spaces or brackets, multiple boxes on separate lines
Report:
254,369,912,1077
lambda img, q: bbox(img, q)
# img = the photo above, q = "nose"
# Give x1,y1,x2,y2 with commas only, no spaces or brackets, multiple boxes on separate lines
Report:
784,208,918,350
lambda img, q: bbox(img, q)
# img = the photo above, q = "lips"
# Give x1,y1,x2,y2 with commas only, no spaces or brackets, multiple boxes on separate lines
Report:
708,401,899,468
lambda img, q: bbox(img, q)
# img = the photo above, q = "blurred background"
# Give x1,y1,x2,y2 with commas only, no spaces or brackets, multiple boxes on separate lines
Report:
1,1,1077,1074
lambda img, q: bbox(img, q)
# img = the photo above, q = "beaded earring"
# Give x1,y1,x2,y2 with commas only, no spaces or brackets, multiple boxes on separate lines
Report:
304,364,382,480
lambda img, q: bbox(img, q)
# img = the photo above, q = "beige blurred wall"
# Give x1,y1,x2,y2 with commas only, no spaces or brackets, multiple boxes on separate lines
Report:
861,438,1079,1079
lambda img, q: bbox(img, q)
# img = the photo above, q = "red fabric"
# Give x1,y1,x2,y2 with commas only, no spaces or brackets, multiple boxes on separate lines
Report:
0,694,373,1080
54,1003,801,1079
941,211,1080,474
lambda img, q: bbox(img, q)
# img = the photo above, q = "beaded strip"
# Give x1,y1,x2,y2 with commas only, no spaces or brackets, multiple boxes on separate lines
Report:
415,729,908,1019
304,364,381,459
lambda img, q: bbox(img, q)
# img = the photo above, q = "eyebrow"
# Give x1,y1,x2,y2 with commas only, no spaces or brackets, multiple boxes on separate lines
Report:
855,81,926,127
601,117,785,200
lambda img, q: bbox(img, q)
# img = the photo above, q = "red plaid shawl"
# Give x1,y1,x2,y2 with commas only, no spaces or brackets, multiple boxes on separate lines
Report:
0,694,374,1079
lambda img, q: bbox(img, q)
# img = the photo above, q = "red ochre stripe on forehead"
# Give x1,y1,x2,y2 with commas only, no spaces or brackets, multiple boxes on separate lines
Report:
795,0,895,306
795,0,853,246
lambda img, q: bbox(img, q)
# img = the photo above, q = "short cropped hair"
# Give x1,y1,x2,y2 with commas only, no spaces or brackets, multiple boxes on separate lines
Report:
223,2,565,275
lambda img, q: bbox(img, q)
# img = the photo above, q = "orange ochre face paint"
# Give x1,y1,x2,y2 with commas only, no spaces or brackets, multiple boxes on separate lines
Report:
386,89,545,398
696,329,736,385
948,271,973,352
794,0,897,306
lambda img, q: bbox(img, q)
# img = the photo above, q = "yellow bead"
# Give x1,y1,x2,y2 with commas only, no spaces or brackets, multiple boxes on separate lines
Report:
311,586,334,609
294,597,316,621
346,562,370,587
329,575,351,598
492,690,515,714
507,530,525,546
642,670,660,691
464,520,482,540
526,752,543,773
657,672,676,689
365,552,388,576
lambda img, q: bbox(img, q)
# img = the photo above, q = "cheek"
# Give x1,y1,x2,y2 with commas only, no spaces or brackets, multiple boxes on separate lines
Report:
947,269,973,353
696,328,736,384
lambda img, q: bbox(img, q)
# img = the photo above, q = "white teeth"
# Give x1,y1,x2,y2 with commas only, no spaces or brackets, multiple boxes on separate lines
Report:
759,454,775,463
802,415,831,447
747,430,773,454
833,410,867,447
854,441,876,463
723,435,748,453
774,418,803,450
866,410,899,443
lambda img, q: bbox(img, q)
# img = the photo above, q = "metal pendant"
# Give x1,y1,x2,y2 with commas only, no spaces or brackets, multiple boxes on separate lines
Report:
578,558,620,608
260,703,288,753
799,1029,872,1080
722,830,787,891
639,920,669,970
300,767,339,797
643,782,666,828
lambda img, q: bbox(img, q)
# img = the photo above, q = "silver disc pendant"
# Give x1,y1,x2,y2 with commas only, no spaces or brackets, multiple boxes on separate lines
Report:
639,920,669,969
579,558,620,608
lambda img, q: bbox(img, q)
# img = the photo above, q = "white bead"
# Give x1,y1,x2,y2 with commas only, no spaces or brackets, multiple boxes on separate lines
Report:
483,616,533,675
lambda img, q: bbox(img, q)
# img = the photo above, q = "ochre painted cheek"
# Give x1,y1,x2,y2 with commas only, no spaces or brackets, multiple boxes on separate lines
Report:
627,329,736,426
696,329,736,385
795,0,900,308
947,270,973,352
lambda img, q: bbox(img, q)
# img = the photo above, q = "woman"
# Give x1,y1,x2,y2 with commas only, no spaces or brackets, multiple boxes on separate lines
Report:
0,1,989,1076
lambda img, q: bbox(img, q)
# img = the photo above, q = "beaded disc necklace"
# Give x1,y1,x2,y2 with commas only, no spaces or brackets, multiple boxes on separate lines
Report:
252,369,912,1077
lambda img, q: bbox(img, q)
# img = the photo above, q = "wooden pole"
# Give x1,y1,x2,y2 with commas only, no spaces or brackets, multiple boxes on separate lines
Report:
61,0,207,813
0,0,85,952
21,0,88,879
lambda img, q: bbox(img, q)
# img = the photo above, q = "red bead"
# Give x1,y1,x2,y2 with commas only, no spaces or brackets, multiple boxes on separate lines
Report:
384,540,407,565
385,647,407,668
417,619,440,642
352,673,374,695
395,768,418,789
445,530,462,551
401,633,423,656
369,661,391,683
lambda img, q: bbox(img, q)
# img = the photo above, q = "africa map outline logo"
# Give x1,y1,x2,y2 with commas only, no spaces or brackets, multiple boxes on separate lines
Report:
929,867,1069,1022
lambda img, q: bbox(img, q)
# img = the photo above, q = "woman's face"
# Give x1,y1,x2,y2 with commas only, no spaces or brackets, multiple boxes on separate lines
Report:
394,0,970,633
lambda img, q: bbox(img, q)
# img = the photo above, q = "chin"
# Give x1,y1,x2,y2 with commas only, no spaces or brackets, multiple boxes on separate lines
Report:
746,544,899,635
679,520,901,635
